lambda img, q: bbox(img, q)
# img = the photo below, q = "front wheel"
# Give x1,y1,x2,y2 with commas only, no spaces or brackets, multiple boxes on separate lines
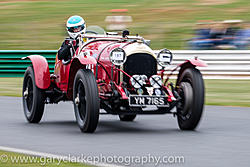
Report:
22,66,45,123
176,67,205,130
73,69,100,133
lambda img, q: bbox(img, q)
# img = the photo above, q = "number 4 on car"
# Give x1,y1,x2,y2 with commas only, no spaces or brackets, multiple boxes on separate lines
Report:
22,27,207,133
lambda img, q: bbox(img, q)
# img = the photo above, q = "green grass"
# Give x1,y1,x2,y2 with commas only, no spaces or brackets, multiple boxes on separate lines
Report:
0,78,23,97
205,79,250,107
0,77,249,107
0,0,250,50
0,150,91,167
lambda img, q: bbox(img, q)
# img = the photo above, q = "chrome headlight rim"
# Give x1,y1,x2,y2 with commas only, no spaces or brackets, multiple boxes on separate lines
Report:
149,75,162,89
109,47,127,66
157,48,173,67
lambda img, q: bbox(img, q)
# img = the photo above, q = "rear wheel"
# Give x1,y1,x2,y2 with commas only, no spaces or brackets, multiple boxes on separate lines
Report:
176,67,205,130
73,69,100,133
22,66,45,123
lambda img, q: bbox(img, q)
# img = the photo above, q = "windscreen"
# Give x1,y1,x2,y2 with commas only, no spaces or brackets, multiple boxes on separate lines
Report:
85,26,106,35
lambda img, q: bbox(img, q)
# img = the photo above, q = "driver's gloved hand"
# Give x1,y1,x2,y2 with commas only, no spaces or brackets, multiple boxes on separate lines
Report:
63,53,71,62
58,44,71,61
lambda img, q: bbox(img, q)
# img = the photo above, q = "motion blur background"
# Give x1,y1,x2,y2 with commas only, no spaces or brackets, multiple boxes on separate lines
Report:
1,0,250,50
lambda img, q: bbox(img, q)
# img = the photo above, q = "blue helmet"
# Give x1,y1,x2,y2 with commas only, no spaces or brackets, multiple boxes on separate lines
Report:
66,15,86,39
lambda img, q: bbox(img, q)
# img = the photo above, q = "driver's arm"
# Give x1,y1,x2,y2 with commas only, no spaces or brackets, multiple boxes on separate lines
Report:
57,40,71,61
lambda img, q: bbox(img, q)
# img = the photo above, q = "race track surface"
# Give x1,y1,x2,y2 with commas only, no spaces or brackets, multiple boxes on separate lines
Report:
0,96,250,167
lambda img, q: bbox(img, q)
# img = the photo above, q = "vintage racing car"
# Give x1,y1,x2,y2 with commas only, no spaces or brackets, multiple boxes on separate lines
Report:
22,26,207,133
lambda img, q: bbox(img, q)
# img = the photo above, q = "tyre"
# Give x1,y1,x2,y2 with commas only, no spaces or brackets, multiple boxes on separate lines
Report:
22,66,45,123
119,114,136,121
176,67,205,130
73,69,100,133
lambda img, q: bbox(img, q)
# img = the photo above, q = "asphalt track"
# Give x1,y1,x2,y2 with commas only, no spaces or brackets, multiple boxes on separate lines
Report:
0,96,250,167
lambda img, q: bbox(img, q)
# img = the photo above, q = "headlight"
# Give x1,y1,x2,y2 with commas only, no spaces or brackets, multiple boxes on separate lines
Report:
109,48,127,66
130,75,147,89
149,75,162,88
157,49,173,67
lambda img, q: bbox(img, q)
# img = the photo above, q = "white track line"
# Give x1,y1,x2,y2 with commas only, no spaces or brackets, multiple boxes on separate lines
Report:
0,146,123,167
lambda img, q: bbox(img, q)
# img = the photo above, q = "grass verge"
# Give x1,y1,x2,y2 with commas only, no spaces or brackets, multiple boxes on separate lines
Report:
205,79,250,107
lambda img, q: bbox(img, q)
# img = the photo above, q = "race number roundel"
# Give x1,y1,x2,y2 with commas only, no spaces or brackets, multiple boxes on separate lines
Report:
109,48,127,66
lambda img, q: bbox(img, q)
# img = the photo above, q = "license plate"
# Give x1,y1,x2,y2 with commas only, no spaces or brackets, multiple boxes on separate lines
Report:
129,95,169,107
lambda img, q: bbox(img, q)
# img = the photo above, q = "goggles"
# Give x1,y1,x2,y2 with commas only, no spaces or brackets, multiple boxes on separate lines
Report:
67,24,85,33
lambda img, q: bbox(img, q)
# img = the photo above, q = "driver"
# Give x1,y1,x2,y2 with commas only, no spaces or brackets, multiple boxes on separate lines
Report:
57,15,86,62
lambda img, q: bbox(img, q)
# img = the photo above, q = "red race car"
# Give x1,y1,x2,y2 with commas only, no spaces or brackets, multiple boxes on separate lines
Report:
22,26,207,133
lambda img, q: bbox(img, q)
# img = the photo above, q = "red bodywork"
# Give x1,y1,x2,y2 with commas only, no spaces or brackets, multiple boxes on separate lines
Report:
182,59,207,67
22,55,50,89
51,41,130,99
51,41,124,97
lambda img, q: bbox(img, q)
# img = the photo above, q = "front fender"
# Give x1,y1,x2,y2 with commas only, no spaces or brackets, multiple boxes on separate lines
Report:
22,55,50,89
180,58,207,67
76,54,97,65
66,55,96,100
176,58,207,85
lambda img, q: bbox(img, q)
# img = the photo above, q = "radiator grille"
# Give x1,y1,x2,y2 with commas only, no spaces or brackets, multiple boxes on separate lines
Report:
123,53,157,83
